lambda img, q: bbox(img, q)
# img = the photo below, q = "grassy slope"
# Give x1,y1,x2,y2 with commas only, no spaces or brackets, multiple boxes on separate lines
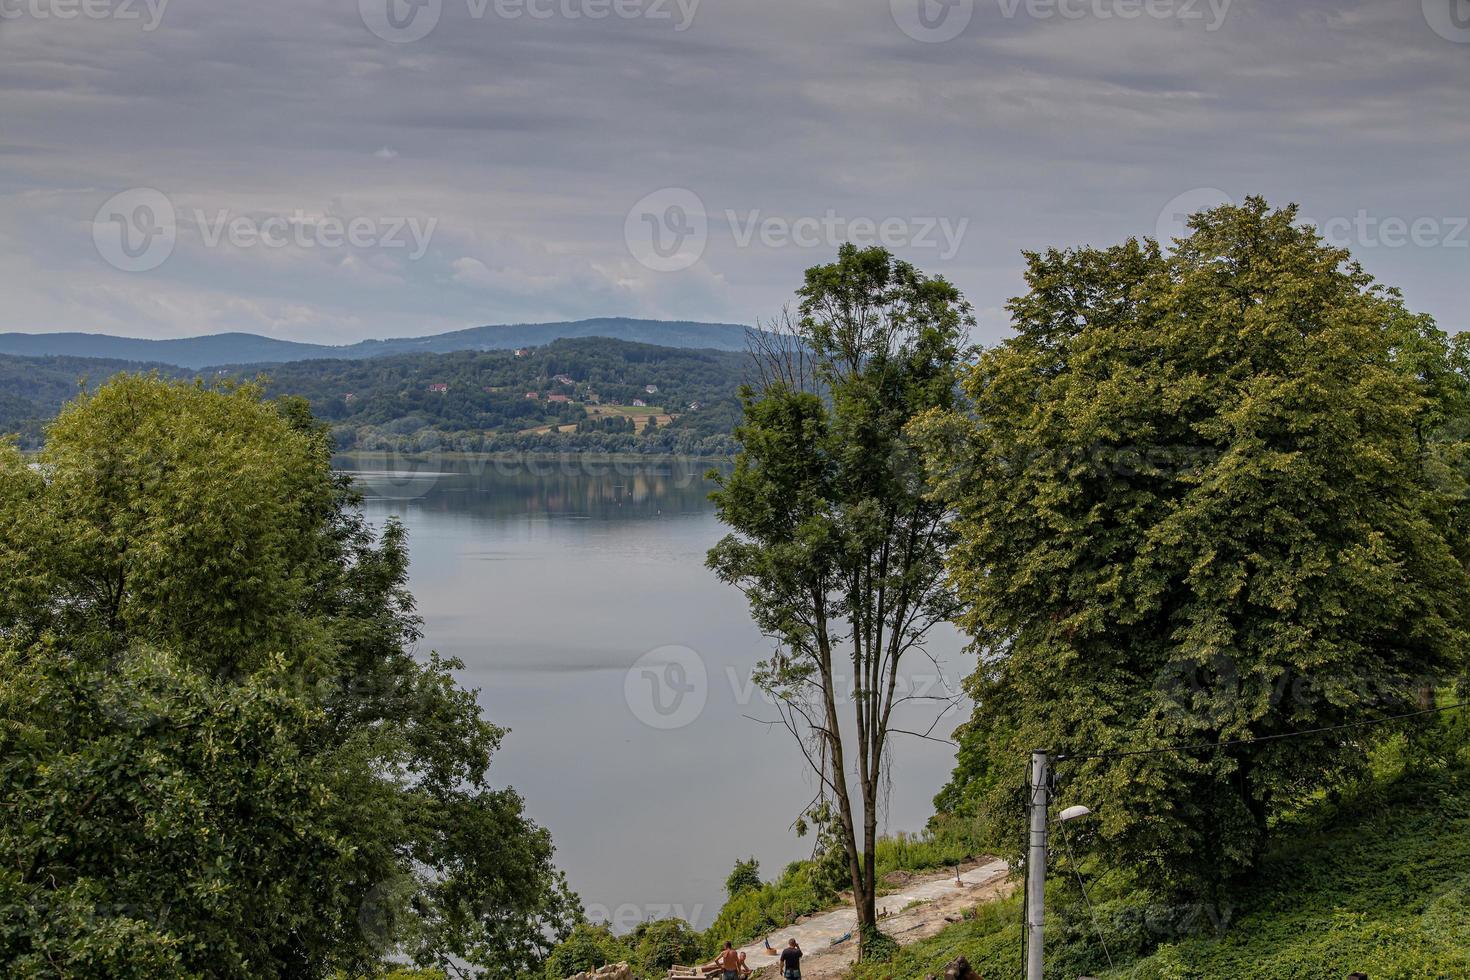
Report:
847,729,1470,980
703,830,978,953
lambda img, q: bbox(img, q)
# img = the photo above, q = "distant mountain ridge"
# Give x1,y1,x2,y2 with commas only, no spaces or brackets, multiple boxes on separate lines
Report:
0,318,756,369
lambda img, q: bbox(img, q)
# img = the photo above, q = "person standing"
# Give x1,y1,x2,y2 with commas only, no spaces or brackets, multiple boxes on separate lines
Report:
779,939,802,980
718,942,742,980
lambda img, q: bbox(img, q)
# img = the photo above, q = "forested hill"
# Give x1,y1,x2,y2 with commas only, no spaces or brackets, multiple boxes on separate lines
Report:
0,318,755,368
0,337,751,455
0,354,190,446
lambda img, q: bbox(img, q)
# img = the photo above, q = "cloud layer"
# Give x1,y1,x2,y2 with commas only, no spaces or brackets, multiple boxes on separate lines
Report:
2,0,1467,345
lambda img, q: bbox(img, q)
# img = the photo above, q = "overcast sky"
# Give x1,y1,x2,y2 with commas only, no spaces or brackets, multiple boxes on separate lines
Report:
2,0,1467,347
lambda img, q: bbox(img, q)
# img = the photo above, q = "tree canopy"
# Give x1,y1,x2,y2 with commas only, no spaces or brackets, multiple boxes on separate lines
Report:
0,375,576,977
920,197,1470,898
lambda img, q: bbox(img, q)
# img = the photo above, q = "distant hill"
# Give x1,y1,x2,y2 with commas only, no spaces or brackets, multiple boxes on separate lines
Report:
0,319,756,369
0,337,750,455
0,354,188,445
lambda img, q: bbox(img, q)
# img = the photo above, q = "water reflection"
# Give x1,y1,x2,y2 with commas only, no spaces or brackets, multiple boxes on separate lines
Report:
334,453,964,932
342,452,720,520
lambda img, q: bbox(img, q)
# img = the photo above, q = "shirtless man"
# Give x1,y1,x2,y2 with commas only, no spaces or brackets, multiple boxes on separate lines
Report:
717,941,743,980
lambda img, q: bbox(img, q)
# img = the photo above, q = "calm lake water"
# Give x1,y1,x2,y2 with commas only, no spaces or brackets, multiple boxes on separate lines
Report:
339,453,970,932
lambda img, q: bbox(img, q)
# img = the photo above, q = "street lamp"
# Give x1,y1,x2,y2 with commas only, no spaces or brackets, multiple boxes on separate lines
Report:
1025,750,1095,980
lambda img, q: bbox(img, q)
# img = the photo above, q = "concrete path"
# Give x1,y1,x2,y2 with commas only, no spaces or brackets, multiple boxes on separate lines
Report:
731,859,1012,976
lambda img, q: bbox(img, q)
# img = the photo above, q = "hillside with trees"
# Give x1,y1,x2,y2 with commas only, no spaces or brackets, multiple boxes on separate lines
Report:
0,354,189,447
0,337,750,455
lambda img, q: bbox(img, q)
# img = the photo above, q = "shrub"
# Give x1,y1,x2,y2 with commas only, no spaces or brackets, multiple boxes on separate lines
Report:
725,858,762,900
630,919,704,977
543,924,630,980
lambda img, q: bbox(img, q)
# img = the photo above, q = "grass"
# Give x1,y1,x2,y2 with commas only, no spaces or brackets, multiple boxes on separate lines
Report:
845,716,1470,980
702,825,988,952
874,828,976,883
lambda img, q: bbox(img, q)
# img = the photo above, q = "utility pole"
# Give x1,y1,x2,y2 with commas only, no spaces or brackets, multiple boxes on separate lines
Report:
1025,748,1050,980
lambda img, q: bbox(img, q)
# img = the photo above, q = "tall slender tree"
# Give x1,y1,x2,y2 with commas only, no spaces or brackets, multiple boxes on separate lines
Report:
707,245,972,954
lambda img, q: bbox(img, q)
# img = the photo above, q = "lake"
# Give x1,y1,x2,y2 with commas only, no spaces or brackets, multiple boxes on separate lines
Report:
339,453,971,933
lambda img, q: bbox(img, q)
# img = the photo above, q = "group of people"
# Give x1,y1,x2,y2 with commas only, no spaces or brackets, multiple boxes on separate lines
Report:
713,939,802,980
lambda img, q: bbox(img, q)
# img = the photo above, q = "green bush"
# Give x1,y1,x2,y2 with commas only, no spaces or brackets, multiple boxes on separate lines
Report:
703,862,829,951
725,858,762,900
847,711,1470,980
874,827,978,883
542,925,629,980
629,919,704,977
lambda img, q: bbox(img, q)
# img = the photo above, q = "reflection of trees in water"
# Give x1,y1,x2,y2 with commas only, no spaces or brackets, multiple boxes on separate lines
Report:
341,454,728,521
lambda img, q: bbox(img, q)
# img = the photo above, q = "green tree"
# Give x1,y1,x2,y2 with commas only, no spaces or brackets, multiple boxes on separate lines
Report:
543,924,629,980
919,198,1470,898
628,919,703,977
708,245,972,956
0,376,577,977
0,643,369,978
725,857,762,900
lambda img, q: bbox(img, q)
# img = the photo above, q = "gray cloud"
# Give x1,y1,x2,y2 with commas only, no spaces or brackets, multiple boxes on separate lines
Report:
1,0,1466,345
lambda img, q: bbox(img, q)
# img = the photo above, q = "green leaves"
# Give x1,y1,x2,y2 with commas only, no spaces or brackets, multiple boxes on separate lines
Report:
0,644,347,978
709,246,973,952
725,857,762,900
0,375,576,978
929,197,1470,897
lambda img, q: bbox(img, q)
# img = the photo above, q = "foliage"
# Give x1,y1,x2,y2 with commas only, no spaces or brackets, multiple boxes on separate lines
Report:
703,859,832,950
0,375,577,978
0,644,367,978
628,919,704,977
708,244,974,954
845,710,1470,980
0,337,747,454
872,829,973,884
543,924,630,980
726,858,763,900
0,354,187,447
856,924,899,962
918,197,1470,899
796,802,851,898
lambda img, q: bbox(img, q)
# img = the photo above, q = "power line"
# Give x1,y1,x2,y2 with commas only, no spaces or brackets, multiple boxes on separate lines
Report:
1056,818,1113,972
1055,698,1470,763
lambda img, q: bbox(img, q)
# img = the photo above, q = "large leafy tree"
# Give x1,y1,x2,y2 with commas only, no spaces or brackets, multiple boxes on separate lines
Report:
0,376,577,978
707,245,972,954
920,198,1470,898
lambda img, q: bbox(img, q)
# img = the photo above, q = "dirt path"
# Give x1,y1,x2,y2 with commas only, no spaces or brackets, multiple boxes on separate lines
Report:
732,860,1015,980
